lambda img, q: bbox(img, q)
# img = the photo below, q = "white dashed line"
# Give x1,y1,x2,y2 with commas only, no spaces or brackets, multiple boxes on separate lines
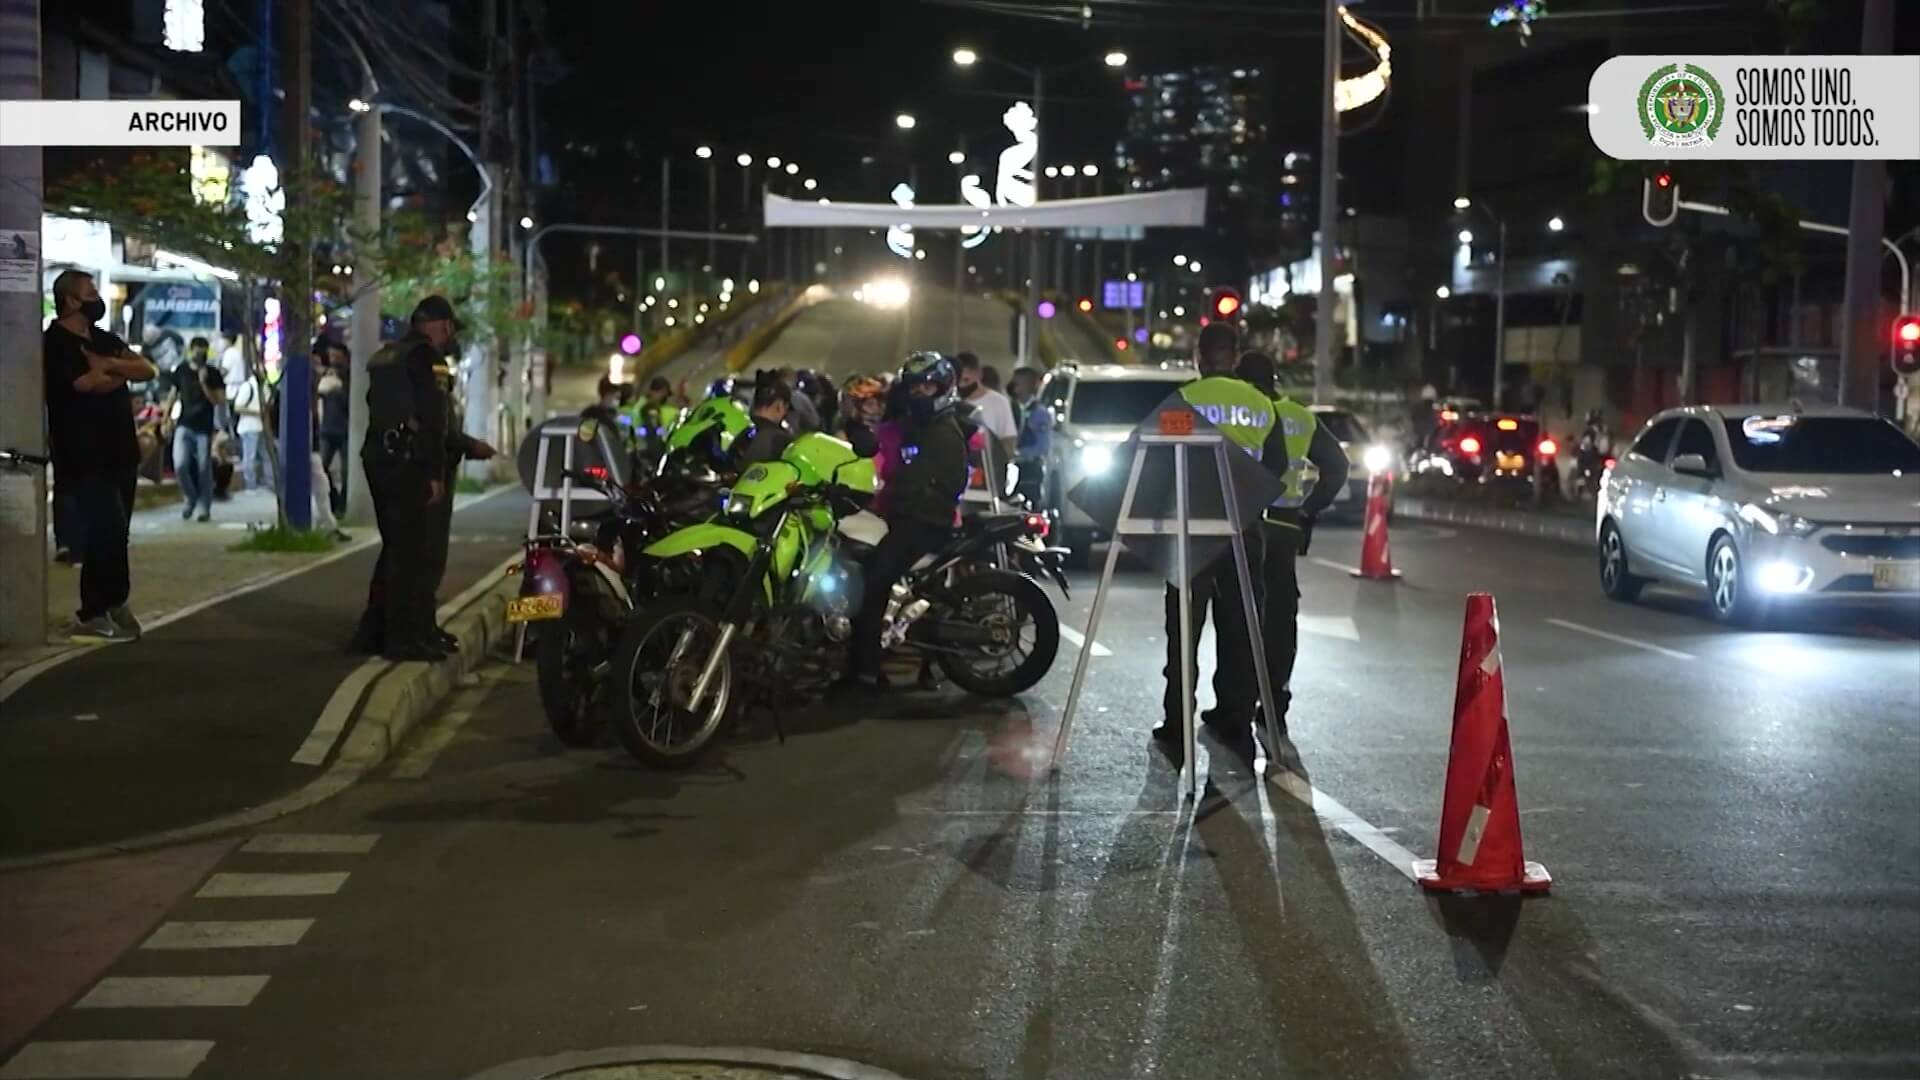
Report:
142,919,314,950
195,872,349,898
1545,618,1697,661
1307,556,1362,576
1057,625,1114,657
77,976,269,1009
0,1040,216,1078
1265,767,1422,882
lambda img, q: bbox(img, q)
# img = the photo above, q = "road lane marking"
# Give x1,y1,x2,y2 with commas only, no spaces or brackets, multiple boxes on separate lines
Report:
1057,625,1113,657
1307,557,1362,576
0,1040,215,1079
142,919,314,950
1266,767,1421,883
76,976,269,1009
291,553,517,766
1545,617,1696,661
239,833,379,855
0,486,518,707
195,872,348,898
1299,615,1359,641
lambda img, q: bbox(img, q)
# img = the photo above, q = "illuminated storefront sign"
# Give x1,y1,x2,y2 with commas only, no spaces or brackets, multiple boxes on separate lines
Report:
164,0,205,52
190,145,230,206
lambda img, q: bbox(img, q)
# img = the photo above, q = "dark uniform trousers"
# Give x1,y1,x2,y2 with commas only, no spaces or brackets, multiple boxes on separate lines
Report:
1260,512,1304,723
1162,526,1267,725
363,460,436,644
427,459,458,599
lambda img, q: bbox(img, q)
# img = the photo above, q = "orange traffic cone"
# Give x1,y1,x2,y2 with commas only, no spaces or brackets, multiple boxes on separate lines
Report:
1413,593,1551,894
1351,471,1401,580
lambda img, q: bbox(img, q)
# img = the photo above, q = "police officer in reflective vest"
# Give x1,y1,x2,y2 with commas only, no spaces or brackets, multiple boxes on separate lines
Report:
1236,350,1349,740
1156,322,1291,765
350,296,463,662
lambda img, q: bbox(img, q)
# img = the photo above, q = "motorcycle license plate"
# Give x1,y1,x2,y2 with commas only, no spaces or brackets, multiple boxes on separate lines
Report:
1496,452,1526,472
1872,562,1920,591
506,593,565,623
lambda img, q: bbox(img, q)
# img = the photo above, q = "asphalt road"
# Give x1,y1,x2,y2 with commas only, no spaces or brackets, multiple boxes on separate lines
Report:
754,287,1021,383
10,515,1915,1079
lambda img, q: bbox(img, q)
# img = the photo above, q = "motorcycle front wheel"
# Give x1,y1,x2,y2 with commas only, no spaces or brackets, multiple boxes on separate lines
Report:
609,599,735,769
931,569,1060,698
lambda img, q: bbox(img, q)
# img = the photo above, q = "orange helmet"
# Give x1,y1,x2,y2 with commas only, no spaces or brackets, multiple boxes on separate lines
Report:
841,375,885,419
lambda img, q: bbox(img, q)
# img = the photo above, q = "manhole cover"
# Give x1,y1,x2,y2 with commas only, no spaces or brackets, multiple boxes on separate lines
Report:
465,1046,913,1080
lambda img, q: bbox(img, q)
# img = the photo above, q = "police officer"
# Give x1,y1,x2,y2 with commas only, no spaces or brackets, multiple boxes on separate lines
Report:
729,372,795,465
426,341,496,650
1156,322,1290,765
1235,351,1348,743
350,295,464,662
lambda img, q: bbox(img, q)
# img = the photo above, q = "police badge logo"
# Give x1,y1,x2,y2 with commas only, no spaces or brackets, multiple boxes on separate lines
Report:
1639,63,1725,148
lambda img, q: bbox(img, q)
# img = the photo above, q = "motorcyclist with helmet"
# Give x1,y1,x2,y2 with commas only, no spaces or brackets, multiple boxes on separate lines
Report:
840,352,973,692
836,374,887,457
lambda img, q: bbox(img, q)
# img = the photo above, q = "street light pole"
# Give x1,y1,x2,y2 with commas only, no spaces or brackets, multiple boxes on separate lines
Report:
345,77,380,526
1312,0,1340,405
1494,216,1509,410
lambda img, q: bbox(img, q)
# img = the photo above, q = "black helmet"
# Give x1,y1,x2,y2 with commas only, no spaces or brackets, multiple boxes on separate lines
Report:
898,351,955,396
706,376,736,400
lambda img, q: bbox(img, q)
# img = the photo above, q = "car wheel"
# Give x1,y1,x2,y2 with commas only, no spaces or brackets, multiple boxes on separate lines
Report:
1598,521,1644,603
1707,535,1766,626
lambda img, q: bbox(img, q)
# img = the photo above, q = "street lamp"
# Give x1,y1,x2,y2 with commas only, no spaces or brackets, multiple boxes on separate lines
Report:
1061,164,1078,178
695,145,713,160
784,162,798,175
519,215,533,229
1435,285,1451,299
1173,254,1188,267
952,47,978,66
1547,215,1566,232
735,152,752,167
347,97,372,113
1454,196,1510,408
803,178,817,191
947,150,966,165
1104,51,1128,67
894,112,917,130
766,156,782,168
1083,163,1099,176
1045,166,1060,179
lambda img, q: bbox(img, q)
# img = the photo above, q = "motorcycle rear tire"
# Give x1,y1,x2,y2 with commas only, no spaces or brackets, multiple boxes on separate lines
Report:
933,569,1060,698
535,581,618,748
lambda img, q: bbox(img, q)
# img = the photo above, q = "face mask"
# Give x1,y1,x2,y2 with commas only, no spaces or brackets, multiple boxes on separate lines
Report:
78,297,107,323
908,395,940,424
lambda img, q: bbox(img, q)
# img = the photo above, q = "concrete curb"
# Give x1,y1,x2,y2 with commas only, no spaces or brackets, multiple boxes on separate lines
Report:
1397,496,1592,548
337,578,514,767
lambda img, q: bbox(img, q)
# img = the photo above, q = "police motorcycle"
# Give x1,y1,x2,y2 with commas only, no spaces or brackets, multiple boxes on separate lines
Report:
509,398,745,748
606,432,1061,769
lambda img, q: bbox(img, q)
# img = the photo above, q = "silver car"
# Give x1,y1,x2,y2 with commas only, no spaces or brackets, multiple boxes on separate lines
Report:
1031,363,1197,560
1597,404,1920,624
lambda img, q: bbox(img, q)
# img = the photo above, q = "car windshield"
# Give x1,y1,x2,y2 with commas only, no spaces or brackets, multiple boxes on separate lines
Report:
1068,380,1188,426
1722,415,1920,473
1315,411,1367,444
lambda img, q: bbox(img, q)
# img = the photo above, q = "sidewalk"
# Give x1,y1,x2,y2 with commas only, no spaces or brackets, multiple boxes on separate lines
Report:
0,486,530,861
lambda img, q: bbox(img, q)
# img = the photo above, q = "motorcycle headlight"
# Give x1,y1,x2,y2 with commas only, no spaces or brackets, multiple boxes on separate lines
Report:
1080,442,1116,476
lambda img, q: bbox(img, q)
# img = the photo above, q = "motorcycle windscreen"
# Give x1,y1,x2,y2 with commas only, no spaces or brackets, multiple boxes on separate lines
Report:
782,431,860,487
727,460,801,519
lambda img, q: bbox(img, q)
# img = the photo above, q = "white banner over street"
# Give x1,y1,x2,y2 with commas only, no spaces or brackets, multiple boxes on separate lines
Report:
1588,56,1920,160
763,188,1208,230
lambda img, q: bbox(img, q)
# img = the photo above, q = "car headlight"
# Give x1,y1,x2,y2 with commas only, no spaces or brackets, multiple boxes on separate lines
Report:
1739,504,1816,537
1080,443,1116,476
1361,444,1393,475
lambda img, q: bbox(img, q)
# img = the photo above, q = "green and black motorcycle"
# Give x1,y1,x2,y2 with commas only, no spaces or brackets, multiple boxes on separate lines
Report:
608,432,1061,769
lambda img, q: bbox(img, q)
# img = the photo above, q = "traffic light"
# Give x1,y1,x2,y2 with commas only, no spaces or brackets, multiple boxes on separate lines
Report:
1642,168,1678,227
1894,313,1920,375
1076,297,1093,314
1209,287,1243,321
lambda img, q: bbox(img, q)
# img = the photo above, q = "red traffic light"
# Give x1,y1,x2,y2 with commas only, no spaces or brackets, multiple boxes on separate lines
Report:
1895,314,1920,375
1209,288,1243,320
1655,171,1673,188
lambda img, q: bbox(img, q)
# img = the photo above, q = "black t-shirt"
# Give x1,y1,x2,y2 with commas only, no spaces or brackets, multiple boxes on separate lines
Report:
44,322,141,478
169,359,219,433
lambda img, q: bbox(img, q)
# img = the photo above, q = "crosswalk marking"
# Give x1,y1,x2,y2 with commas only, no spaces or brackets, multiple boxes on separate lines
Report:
142,919,314,950
239,833,379,855
77,975,269,1009
0,1040,215,1078
196,872,348,898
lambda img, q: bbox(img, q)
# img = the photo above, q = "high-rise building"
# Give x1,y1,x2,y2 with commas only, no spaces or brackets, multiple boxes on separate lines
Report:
1116,66,1275,281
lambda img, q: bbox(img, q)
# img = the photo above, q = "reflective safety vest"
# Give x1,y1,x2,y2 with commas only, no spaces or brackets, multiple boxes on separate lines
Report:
1269,396,1319,508
1177,376,1276,457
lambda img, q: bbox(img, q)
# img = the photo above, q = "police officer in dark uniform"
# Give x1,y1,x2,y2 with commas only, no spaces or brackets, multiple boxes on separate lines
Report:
425,347,496,651
350,295,463,662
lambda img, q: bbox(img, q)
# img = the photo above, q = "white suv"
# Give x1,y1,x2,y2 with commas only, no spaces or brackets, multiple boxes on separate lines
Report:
1596,404,1920,623
1031,363,1197,560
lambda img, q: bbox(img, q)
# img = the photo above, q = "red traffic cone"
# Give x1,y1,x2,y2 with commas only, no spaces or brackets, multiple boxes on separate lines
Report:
1413,593,1551,894
1351,471,1401,580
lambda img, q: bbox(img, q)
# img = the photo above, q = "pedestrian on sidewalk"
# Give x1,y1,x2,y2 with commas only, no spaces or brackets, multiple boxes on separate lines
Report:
1235,350,1348,743
231,370,270,492
43,270,158,643
350,295,464,662
163,336,223,522
1154,322,1289,766
318,342,351,510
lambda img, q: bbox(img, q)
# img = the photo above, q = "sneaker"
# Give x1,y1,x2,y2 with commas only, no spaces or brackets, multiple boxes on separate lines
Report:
107,604,143,639
71,615,135,644
180,505,195,521
196,508,211,523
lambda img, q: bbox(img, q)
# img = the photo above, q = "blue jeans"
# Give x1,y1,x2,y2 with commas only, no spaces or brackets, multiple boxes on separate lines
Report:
173,427,215,513
240,431,271,491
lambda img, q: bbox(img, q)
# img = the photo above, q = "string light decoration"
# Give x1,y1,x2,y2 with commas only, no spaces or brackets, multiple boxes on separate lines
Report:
1334,6,1391,114
1489,1,1549,46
